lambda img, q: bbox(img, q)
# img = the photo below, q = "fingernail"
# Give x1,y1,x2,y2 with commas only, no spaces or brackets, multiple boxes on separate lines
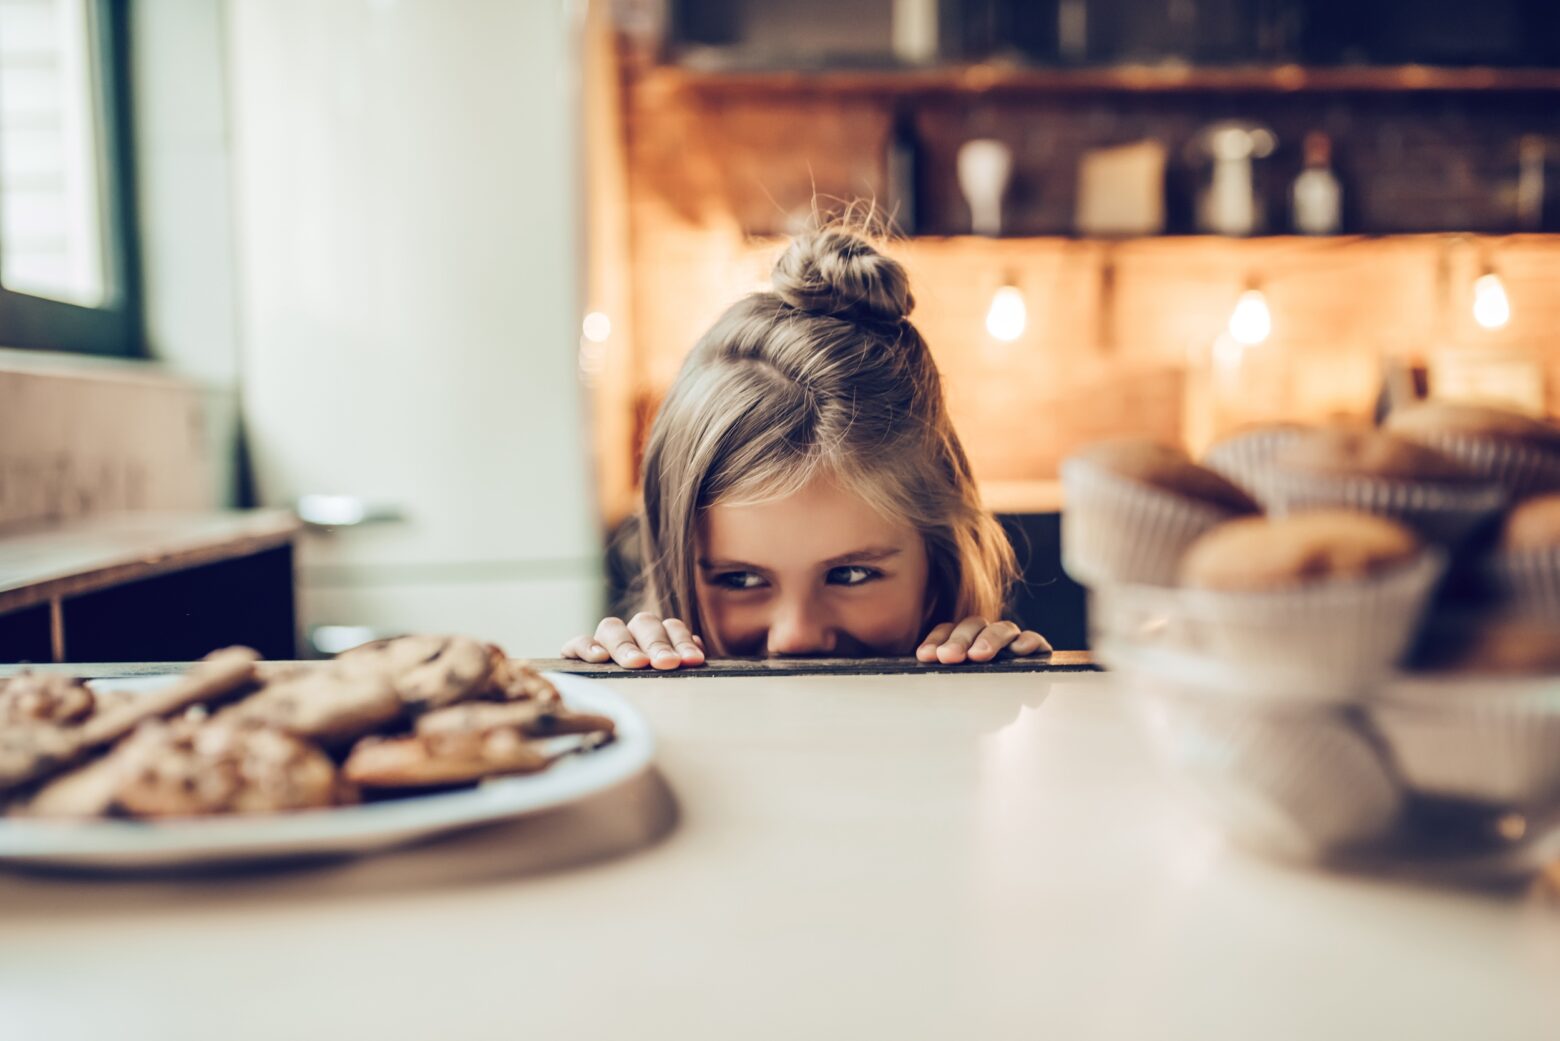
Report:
972,640,991,655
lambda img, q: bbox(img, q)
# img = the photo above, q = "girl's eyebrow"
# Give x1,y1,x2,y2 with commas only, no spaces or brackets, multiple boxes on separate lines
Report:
820,546,901,568
697,558,770,573
697,547,900,572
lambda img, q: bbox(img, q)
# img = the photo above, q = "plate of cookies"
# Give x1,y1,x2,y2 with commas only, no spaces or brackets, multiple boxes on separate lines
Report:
1063,400,1560,880
0,636,653,869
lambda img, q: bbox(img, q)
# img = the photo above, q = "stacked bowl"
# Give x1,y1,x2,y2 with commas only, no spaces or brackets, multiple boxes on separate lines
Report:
1064,403,1560,877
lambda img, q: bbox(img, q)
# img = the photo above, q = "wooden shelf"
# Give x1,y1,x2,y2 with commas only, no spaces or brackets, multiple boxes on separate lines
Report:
981,480,1065,514
0,510,300,615
0,511,302,663
789,233,1560,250
643,62,1560,97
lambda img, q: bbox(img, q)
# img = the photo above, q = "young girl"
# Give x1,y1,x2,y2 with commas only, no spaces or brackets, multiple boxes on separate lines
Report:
562,225,1051,670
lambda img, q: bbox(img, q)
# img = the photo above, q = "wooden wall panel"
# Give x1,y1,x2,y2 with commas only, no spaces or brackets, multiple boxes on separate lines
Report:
595,54,1560,521
0,358,214,529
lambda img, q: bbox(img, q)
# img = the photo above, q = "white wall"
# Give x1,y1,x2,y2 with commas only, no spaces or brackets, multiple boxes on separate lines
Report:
132,0,244,506
0,0,232,530
224,0,602,656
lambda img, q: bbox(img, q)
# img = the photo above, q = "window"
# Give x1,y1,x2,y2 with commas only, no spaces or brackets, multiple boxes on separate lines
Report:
0,0,138,356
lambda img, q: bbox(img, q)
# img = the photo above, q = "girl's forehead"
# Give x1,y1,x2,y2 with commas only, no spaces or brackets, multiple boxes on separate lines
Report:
699,474,917,561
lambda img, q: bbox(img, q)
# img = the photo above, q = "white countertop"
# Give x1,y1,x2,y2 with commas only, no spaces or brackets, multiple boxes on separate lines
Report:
2,671,1557,1040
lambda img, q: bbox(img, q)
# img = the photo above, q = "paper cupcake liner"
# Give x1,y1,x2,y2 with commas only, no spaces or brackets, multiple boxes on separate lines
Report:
1060,459,1234,587
1087,584,1205,658
1137,691,1403,860
1371,674,1560,809
1397,430,1560,498
1482,547,1560,624
1175,552,1446,698
1201,427,1306,508
1264,469,1506,547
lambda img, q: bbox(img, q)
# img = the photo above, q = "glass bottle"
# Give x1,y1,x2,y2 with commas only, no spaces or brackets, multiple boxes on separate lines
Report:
1292,131,1343,236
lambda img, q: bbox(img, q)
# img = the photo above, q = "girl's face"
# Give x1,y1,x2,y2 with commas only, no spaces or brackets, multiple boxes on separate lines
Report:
695,474,930,657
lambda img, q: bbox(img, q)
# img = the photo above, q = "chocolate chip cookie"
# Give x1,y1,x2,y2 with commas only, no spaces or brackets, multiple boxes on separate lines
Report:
222,665,402,747
335,635,494,711
484,655,561,704
343,728,551,789
111,716,349,818
414,699,615,740
0,673,95,726
0,647,261,796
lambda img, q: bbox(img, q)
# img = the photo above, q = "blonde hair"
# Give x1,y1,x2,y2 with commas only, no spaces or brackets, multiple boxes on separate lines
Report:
637,226,1017,648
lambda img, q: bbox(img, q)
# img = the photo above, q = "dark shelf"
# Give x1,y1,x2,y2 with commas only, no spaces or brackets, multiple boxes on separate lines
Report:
645,62,1560,96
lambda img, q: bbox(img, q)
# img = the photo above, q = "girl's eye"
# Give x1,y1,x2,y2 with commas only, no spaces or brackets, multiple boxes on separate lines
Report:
713,571,767,590
827,565,881,587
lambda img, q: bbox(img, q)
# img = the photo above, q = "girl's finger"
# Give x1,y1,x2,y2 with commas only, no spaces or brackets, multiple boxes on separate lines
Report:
967,621,1021,662
917,622,955,662
663,618,705,665
936,616,989,664
564,634,612,663
691,634,705,649
595,617,650,669
1009,630,1053,657
628,612,683,670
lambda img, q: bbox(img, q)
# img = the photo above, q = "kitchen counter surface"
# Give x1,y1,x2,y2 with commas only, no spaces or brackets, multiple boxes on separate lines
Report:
0,650,1096,680
2,669,1556,1040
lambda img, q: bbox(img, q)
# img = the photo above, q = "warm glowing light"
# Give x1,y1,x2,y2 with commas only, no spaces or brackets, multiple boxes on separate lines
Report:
1228,288,1272,346
1473,272,1511,330
985,284,1026,342
582,311,612,343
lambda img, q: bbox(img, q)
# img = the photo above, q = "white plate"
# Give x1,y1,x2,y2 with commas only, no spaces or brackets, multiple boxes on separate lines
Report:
0,672,654,870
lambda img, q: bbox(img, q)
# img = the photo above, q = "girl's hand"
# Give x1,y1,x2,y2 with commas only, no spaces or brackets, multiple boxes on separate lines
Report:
916,617,1051,665
561,614,706,671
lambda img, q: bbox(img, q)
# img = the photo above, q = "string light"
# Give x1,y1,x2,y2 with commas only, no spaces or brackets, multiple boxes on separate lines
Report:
985,282,1027,342
1472,270,1511,330
1227,286,1272,346
582,311,612,343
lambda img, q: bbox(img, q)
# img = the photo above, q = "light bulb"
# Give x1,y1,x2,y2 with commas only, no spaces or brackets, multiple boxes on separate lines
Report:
1228,288,1271,346
985,284,1026,342
1472,272,1511,330
582,311,612,343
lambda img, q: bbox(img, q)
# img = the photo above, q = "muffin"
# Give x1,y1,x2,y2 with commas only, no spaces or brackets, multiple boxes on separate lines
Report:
1060,438,1259,586
1266,425,1505,546
1180,509,1422,591
1481,494,1560,624
1201,421,1309,507
1502,492,1560,552
1176,510,1442,695
1373,620,1560,808
1435,620,1560,676
1385,400,1560,496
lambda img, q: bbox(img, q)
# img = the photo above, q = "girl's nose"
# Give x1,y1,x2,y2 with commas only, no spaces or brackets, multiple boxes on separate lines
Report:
766,599,834,657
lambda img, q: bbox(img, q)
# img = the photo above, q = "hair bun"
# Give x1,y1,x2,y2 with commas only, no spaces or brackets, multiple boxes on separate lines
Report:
770,229,914,325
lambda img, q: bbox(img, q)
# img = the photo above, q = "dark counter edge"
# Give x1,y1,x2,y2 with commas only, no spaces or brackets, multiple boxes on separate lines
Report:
1,651,1097,681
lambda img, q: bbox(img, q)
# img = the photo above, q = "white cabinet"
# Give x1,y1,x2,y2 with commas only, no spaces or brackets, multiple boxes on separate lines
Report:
300,575,600,660
227,0,601,653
